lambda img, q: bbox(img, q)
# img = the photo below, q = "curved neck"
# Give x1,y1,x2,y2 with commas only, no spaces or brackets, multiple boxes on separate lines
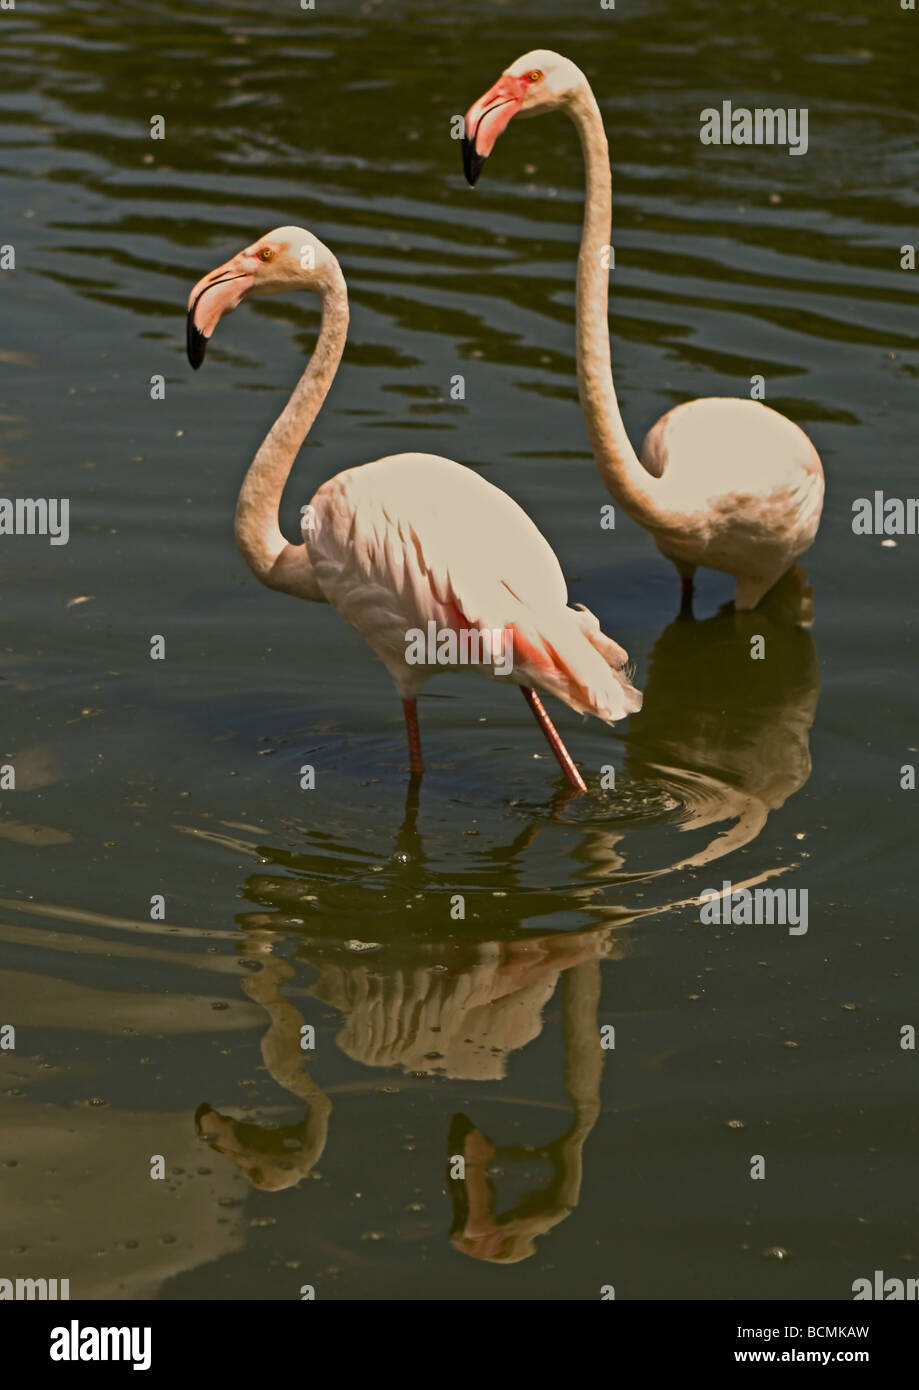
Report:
568,85,661,527
234,264,349,600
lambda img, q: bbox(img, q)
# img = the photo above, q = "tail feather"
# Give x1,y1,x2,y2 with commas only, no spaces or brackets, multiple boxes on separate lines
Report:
509,604,642,723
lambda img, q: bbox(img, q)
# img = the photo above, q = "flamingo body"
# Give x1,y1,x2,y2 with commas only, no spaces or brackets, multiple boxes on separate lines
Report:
638,397,824,609
307,451,641,718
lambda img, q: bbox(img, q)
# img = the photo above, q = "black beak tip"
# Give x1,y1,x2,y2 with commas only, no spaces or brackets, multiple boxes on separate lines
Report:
186,309,208,370
461,136,486,187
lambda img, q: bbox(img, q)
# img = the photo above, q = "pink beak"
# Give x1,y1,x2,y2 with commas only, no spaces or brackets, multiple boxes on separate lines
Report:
462,73,527,185
186,253,257,369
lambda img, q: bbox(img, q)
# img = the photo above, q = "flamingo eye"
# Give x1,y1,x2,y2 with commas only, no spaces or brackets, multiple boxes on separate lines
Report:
258,247,273,262
527,70,543,83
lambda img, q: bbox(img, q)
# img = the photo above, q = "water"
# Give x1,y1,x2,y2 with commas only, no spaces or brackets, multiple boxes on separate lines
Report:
1,0,917,1300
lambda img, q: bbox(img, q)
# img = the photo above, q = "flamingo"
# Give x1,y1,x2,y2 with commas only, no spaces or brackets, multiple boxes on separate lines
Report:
461,51,825,612
185,225,641,792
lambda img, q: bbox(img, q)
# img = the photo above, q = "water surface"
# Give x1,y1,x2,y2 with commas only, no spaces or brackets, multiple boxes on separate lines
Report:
1,0,917,1299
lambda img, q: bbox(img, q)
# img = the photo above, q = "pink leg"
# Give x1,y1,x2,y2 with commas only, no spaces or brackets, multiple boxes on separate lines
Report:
520,687,587,793
680,574,694,617
402,698,423,775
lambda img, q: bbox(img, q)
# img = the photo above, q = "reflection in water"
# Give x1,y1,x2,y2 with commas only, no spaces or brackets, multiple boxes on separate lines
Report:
196,940,331,1192
311,933,606,1079
0,575,821,1281
581,565,820,879
632,567,819,862
194,578,818,1256
447,961,603,1264
195,911,611,1260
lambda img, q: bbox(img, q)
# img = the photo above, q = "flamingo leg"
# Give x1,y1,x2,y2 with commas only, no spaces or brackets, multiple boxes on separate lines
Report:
680,574,695,618
402,697,423,775
520,687,587,793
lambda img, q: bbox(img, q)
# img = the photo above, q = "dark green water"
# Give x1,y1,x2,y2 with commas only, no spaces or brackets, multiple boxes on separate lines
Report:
1,0,916,1299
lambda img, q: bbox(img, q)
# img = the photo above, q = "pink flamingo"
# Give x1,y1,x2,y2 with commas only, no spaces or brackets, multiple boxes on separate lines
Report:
186,225,641,792
462,51,825,612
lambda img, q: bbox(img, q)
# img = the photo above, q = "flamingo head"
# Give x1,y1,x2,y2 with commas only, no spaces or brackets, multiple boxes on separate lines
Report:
462,50,584,186
186,225,333,369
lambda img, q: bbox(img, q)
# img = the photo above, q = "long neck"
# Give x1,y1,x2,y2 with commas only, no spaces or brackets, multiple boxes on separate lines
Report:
234,265,349,600
568,86,662,527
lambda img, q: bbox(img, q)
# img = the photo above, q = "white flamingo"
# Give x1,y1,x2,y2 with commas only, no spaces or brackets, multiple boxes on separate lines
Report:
462,51,825,611
185,225,641,792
